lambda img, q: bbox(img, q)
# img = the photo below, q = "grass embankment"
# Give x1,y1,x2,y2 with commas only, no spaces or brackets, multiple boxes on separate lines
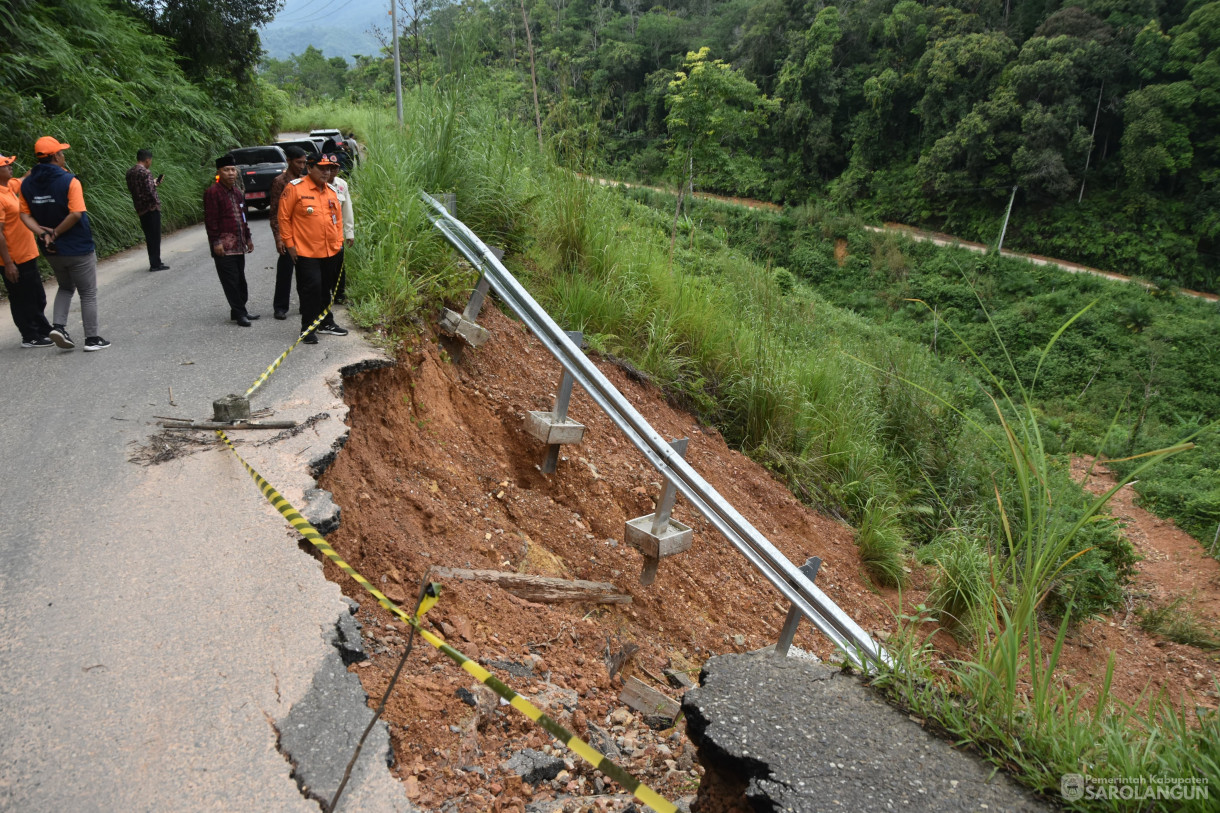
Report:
625,187,1220,554
1,0,281,260
291,90,1218,811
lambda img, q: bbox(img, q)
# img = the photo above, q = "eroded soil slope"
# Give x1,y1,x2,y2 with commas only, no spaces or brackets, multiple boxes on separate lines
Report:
317,304,1219,811
318,305,894,810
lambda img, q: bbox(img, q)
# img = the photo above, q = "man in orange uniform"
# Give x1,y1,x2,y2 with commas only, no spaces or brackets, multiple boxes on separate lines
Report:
0,155,52,347
277,153,348,344
19,136,108,350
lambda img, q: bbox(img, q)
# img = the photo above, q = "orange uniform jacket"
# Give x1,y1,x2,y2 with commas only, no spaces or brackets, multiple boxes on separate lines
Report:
277,176,343,259
3,178,39,264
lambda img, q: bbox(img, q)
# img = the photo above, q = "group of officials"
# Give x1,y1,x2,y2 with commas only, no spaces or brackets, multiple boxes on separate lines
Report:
203,148,354,342
0,136,355,351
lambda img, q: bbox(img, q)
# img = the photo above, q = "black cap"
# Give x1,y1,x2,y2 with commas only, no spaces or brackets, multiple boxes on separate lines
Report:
215,154,237,169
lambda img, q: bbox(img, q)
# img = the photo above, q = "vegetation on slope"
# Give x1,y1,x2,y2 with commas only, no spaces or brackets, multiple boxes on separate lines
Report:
262,0,1220,292
623,186,1220,550
289,87,1215,809
0,0,283,258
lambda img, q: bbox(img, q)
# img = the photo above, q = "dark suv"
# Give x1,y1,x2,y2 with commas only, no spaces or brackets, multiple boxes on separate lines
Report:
273,139,321,159
230,146,287,210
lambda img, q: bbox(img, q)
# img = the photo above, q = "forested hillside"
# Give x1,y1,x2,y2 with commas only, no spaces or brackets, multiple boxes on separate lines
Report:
0,0,283,256
268,0,1220,291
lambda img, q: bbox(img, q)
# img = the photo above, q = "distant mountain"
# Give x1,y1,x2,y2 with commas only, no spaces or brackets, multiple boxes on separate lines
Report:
259,0,389,62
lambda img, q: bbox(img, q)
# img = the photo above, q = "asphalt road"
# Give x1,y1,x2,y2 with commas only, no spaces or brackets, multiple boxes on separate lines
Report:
0,216,410,811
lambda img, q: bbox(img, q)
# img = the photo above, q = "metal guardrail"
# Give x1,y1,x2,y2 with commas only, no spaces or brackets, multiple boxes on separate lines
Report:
421,192,890,671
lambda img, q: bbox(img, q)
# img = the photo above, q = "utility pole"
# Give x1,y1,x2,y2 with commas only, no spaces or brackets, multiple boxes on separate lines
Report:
996,184,1017,254
520,0,544,149
1078,83,1103,203
392,0,404,126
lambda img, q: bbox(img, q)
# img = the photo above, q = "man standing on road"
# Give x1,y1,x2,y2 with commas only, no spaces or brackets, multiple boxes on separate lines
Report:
18,136,109,351
278,153,347,344
324,154,354,304
203,154,258,327
268,145,307,320
1,154,53,347
125,148,168,272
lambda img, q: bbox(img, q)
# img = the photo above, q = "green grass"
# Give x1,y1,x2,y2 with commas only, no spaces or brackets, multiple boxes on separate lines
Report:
1138,597,1220,651
623,186,1220,555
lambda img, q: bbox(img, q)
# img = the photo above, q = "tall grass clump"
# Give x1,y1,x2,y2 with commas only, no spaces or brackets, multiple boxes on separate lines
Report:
868,303,1213,810
0,0,281,258
285,90,543,336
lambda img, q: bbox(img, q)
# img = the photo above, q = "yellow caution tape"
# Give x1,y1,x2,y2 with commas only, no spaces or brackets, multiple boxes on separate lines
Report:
216,431,677,813
245,267,346,398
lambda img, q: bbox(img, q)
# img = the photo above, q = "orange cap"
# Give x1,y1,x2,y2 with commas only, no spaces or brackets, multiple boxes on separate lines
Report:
34,136,70,157
0,156,15,167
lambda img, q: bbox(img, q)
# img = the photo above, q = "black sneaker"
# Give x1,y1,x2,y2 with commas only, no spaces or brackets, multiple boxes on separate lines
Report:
151,263,170,271
49,326,74,349
273,310,288,320
317,324,349,336
83,336,111,351
22,336,54,348
301,332,319,344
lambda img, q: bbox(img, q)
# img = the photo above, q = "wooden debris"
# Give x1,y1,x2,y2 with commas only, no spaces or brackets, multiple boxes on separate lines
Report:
160,420,298,430
429,567,632,605
619,676,680,719
605,635,640,683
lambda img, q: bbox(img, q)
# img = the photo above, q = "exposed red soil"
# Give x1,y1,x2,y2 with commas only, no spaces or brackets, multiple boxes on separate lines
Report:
317,305,1219,811
1049,458,1220,710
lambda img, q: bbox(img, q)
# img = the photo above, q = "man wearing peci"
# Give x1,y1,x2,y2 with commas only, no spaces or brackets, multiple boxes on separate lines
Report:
125,148,169,272
202,153,258,326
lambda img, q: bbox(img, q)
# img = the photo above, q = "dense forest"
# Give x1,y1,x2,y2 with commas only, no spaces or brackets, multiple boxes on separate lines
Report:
264,0,1220,291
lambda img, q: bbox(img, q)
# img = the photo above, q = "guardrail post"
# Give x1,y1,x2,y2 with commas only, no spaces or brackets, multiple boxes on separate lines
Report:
439,247,504,351
523,331,587,473
625,438,693,585
774,556,822,657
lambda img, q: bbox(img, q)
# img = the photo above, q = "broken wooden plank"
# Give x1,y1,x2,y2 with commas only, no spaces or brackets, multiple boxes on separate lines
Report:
619,676,681,719
429,567,632,605
160,420,298,430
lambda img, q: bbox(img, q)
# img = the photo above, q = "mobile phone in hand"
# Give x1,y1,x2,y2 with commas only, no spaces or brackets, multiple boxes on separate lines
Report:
156,174,164,183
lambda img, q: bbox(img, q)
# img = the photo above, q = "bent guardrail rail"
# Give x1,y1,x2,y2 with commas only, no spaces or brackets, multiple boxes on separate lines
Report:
421,192,890,672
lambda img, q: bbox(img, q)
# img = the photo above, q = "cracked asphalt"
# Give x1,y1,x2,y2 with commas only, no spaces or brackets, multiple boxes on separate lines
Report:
0,219,411,811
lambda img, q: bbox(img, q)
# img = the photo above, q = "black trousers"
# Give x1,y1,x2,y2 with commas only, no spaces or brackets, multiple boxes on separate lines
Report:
295,253,342,332
273,249,295,313
139,209,162,267
212,253,249,319
3,258,52,342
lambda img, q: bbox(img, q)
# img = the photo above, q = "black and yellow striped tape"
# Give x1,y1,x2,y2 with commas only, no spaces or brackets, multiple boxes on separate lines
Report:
245,267,346,398
216,431,677,813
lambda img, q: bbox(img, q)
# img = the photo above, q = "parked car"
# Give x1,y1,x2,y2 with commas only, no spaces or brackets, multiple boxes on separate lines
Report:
310,128,360,169
272,139,320,158
229,146,287,210
309,128,343,143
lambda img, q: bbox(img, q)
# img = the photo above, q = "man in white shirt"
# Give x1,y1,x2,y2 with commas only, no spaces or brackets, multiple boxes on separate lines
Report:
324,155,354,304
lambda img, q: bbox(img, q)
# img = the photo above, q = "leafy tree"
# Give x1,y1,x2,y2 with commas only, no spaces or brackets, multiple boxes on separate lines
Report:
261,47,350,103
122,0,283,80
774,6,844,186
664,46,778,197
